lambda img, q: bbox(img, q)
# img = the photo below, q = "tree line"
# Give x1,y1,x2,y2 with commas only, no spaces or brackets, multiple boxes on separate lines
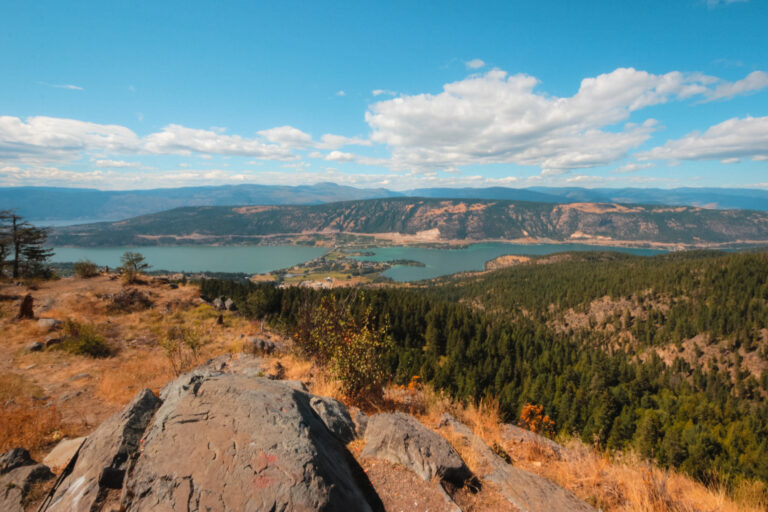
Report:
201,249,768,490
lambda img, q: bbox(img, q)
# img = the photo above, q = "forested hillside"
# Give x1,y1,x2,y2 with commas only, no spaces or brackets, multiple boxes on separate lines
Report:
201,249,768,489
50,198,768,247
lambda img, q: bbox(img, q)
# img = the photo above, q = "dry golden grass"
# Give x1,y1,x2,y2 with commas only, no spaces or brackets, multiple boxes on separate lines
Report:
372,378,764,512
0,373,72,459
96,352,174,405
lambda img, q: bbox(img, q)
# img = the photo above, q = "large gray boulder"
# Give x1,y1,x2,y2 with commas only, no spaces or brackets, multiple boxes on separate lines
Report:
47,389,162,512
309,395,357,444
120,372,383,511
361,412,474,488
437,414,595,512
0,448,54,512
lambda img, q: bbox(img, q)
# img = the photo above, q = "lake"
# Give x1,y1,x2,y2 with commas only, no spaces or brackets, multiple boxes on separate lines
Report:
351,243,665,281
51,246,328,274
51,243,665,280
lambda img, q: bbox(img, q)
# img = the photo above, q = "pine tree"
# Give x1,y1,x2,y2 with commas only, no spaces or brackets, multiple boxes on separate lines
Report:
0,211,53,278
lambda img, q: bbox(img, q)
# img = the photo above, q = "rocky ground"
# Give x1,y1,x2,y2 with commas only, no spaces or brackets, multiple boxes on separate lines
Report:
6,355,596,511
0,275,760,511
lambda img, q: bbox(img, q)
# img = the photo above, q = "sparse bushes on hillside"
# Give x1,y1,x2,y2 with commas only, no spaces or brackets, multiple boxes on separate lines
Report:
74,259,99,278
57,319,114,358
159,324,210,376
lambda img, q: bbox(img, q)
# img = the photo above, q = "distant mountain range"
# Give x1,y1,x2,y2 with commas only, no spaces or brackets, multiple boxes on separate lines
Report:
49,197,768,247
1,183,767,222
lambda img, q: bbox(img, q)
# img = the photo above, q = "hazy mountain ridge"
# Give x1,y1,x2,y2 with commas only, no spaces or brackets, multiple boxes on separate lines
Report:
49,197,768,247
2,184,767,222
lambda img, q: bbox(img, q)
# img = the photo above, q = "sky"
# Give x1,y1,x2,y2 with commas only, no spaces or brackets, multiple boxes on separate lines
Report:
0,0,766,191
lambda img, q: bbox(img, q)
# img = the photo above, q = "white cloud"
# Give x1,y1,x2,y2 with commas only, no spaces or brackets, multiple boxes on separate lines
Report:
613,162,655,173
38,82,84,91
92,159,141,168
145,124,297,159
256,125,313,148
324,151,356,162
372,89,396,97
721,157,740,164
336,90,346,97
315,133,372,149
752,155,768,161
703,71,768,101
638,116,768,162
0,115,140,163
365,67,766,174
365,67,696,172
466,59,485,69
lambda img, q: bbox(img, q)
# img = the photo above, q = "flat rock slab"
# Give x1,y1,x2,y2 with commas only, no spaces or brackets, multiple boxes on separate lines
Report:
47,389,162,512
361,412,474,488
42,437,86,473
438,414,595,512
121,372,383,511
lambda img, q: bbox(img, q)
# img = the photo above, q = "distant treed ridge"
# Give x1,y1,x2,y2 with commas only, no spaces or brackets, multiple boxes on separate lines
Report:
49,198,768,246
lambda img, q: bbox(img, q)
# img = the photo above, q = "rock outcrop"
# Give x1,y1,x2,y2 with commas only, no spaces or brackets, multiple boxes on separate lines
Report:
437,414,595,512
0,448,54,512
42,359,383,512
46,389,162,511
39,356,595,512
362,412,475,489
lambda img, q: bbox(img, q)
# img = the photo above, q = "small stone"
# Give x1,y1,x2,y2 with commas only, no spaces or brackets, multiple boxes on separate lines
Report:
26,342,43,352
37,318,62,331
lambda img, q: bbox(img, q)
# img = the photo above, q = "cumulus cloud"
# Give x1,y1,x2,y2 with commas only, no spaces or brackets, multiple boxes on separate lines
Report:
638,116,768,162
365,68,699,173
324,151,356,162
256,125,313,148
315,133,372,149
613,162,655,173
145,125,297,159
365,67,766,173
703,71,768,101
0,115,140,163
92,159,142,168
372,89,396,97
466,59,485,69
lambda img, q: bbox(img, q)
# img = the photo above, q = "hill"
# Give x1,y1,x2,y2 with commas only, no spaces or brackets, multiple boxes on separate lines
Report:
0,183,400,222
202,249,768,496
0,272,763,511
2,185,768,223
49,197,768,247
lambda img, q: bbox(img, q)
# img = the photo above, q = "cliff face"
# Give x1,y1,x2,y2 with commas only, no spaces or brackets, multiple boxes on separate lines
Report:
50,198,768,246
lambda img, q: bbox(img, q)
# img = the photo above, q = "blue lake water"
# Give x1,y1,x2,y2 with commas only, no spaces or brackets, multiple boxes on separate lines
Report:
51,246,328,274
51,243,665,280
351,243,665,281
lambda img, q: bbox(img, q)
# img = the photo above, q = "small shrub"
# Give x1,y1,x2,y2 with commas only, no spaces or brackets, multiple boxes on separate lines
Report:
74,260,99,278
297,294,392,403
159,325,210,376
57,319,114,358
106,288,153,312
520,403,555,436
120,251,150,284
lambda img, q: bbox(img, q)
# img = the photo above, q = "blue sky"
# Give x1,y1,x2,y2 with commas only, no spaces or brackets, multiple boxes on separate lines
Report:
0,0,766,190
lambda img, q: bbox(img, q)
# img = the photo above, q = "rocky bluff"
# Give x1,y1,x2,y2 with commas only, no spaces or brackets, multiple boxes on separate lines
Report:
13,355,594,511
